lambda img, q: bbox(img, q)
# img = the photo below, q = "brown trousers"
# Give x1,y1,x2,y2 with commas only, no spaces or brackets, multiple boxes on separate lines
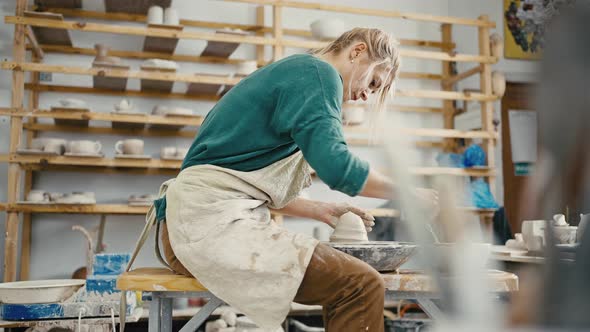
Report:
161,225,385,332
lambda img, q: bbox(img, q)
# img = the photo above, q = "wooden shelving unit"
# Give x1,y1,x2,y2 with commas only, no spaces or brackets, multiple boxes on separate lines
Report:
1,0,500,281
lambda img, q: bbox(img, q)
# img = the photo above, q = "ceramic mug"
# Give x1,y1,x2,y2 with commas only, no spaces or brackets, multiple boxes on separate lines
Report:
59,192,94,204
43,141,66,154
160,146,177,159
31,138,67,152
164,7,179,25
175,147,189,159
522,220,546,251
310,18,346,40
48,192,63,202
115,139,144,155
27,190,49,202
67,140,102,154
147,5,164,24
72,191,95,200
236,61,258,76
553,226,578,244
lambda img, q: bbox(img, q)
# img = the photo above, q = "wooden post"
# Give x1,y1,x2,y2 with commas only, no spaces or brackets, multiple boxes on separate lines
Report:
256,6,266,64
19,53,41,281
5,0,27,282
272,4,283,61
478,15,496,237
441,23,456,152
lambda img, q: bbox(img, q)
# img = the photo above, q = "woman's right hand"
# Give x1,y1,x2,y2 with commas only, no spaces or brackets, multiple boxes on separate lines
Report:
314,202,375,232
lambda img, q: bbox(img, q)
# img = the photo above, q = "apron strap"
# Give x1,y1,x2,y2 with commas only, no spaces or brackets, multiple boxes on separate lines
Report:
120,178,175,331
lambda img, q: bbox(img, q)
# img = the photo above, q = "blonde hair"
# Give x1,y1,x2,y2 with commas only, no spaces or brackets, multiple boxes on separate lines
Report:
312,28,401,108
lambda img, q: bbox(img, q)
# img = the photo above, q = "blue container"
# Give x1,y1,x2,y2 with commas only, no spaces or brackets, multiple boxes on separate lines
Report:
92,253,130,276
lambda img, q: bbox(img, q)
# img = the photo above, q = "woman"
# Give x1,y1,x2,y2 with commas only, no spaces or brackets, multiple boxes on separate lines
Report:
156,28,412,331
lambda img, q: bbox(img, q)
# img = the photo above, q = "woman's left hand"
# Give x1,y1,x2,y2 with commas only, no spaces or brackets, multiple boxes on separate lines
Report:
314,202,375,232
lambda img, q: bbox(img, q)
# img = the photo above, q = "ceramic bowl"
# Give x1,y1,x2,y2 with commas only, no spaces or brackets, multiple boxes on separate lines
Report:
142,58,178,70
0,279,85,304
152,105,170,115
167,107,194,116
552,226,578,244
236,61,258,76
310,18,346,40
59,98,86,108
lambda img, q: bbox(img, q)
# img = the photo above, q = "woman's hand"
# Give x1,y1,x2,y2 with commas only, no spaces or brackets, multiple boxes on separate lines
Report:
314,202,375,232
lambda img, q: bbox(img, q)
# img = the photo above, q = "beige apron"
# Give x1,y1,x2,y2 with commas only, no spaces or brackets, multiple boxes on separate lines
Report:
164,151,319,329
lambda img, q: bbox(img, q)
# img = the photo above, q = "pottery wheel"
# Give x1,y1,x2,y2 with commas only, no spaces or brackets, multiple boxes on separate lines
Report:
326,241,418,272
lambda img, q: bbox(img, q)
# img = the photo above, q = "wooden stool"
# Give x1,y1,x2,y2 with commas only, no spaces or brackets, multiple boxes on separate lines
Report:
117,267,224,332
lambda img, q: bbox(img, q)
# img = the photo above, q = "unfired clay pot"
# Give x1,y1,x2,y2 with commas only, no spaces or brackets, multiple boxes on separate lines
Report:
490,33,504,58
94,44,122,65
492,71,506,97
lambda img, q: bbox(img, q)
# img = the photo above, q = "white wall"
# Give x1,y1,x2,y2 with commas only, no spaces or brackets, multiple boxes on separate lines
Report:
0,0,521,280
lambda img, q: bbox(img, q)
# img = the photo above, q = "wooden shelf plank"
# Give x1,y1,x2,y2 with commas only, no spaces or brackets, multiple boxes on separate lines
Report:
279,39,497,63
3,62,242,85
0,202,396,219
7,154,183,169
31,8,456,50
5,62,498,102
6,17,493,63
0,108,204,126
23,123,197,138
2,108,493,139
0,203,492,219
1,153,494,178
395,89,498,102
344,126,497,139
25,83,220,101
218,0,495,27
5,16,277,46
30,45,442,81
399,72,443,80
34,44,250,64
2,203,149,214
410,167,495,177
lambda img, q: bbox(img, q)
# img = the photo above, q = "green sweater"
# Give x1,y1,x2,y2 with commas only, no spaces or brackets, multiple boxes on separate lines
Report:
155,54,369,220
